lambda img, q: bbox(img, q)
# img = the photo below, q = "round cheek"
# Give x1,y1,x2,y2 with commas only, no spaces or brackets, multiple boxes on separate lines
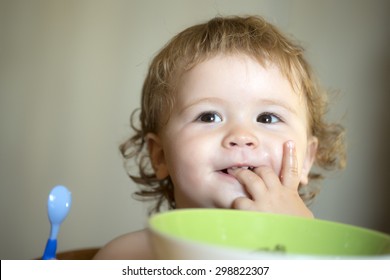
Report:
163,136,204,185
257,136,283,174
272,147,284,176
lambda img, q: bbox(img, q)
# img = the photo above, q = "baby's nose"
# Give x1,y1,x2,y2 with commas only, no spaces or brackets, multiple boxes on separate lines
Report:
222,127,258,149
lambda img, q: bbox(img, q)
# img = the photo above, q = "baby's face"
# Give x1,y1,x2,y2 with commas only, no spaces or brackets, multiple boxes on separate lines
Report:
149,54,316,209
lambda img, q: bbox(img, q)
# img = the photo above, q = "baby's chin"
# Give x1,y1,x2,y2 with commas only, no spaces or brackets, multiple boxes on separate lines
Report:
177,191,249,209
216,189,251,209
174,182,251,209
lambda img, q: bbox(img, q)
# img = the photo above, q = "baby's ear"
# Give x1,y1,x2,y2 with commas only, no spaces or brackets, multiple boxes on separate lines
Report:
145,133,169,180
300,136,318,185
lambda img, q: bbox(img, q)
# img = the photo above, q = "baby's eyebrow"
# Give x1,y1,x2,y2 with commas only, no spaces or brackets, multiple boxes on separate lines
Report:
177,97,225,114
260,98,298,115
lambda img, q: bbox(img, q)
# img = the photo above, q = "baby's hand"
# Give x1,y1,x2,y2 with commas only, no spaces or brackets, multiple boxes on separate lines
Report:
229,141,314,218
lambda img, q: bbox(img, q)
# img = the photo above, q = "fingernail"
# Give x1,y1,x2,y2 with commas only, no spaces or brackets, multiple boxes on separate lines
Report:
287,140,295,150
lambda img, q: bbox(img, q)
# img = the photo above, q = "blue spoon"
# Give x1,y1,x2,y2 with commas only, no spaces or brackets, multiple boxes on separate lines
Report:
42,185,72,260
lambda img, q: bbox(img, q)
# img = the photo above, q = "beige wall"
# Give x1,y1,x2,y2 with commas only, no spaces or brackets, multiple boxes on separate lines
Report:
1,0,389,259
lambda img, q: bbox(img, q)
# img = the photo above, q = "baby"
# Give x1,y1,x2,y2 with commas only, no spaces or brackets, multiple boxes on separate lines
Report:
94,15,345,259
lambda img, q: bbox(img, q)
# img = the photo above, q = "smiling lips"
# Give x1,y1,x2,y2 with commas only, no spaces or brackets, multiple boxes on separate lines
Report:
220,166,255,174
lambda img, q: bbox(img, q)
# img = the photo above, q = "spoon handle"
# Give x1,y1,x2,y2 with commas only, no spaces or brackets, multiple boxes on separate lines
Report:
42,239,57,260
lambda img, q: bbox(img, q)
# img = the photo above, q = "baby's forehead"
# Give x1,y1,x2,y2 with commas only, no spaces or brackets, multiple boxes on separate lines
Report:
173,55,307,113
176,53,306,98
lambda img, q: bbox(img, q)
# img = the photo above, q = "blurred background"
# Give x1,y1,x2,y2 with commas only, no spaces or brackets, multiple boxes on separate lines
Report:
0,0,389,259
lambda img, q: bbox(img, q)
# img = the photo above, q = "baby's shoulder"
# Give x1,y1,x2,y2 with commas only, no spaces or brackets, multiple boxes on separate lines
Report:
93,229,153,259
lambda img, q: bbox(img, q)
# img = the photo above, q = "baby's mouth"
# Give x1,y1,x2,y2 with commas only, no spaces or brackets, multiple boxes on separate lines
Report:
220,166,255,174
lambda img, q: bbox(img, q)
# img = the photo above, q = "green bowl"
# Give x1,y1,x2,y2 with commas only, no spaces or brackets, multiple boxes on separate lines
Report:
148,209,390,259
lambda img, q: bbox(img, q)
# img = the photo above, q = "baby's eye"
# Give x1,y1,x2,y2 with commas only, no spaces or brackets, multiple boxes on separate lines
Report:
257,112,281,124
196,112,222,123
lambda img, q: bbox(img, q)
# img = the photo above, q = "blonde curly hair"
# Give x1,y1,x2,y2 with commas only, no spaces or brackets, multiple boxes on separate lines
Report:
120,16,346,213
